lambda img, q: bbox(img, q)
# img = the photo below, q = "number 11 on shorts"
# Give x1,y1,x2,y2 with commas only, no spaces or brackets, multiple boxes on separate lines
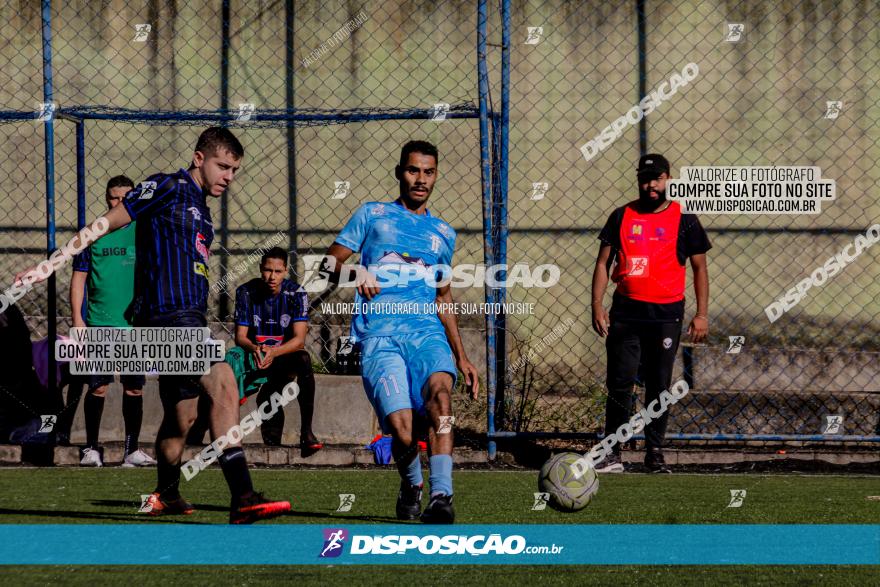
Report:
379,374,402,397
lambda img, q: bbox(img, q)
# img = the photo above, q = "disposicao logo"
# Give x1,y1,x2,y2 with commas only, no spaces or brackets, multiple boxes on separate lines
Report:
319,528,348,558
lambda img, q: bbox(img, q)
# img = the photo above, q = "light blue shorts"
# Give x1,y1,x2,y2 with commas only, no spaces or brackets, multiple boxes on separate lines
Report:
359,330,457,432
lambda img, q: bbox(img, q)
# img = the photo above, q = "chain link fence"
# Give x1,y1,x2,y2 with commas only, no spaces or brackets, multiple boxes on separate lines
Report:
1,0,878,448
1,0,489,377
500,0,880,443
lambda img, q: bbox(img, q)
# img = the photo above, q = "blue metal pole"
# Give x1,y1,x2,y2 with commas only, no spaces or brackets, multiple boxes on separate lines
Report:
494,0,511,433
637,0,647,155
41,0,58,401
477,0,497,460
487,431,880,443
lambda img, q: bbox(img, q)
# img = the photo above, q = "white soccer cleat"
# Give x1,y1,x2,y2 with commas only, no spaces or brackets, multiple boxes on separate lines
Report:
122,449,157,468
80,448,103,467
594,453,625,473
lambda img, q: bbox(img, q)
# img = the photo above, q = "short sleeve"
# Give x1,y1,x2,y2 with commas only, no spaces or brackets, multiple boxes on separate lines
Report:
123,174,177,220
598,208,624,249
678,214,712,262
292,290,309,322
72,247,91,273
234,284,252,326
333,204,371,252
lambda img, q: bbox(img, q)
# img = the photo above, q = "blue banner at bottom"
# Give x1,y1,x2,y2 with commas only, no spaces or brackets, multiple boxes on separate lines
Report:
0,525,876,565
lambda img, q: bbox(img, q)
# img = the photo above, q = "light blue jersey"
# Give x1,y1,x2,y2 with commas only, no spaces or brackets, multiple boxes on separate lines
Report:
334,200,457,340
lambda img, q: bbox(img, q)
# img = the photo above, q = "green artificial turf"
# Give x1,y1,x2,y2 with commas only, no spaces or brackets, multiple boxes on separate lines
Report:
0,468,877,585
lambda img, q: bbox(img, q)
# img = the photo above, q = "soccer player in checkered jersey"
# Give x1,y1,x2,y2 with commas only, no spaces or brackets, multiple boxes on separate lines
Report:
591,154,710,473
17,128,290,523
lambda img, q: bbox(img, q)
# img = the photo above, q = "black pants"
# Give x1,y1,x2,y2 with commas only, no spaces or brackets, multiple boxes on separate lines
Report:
255,350,316,445
604,320,681,451
186,349,316,446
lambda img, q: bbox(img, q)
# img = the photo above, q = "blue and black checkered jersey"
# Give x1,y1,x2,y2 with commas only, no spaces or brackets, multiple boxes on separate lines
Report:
234,278,309,346
122,169,213,319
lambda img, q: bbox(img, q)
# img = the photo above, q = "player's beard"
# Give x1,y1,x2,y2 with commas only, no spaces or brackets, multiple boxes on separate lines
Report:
638,187,666,211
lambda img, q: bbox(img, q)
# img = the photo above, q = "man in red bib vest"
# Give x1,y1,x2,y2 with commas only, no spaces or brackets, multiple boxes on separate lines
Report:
591,154,710,473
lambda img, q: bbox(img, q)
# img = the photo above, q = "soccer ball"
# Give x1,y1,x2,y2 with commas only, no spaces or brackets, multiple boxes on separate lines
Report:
538,452,599,512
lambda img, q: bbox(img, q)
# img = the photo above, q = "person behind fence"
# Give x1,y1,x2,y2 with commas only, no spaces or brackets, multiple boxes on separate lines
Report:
69,175,155,468
14,127,290,524
320,140,479,524
225,246,322,455
0,304,47,445
590,154,711,473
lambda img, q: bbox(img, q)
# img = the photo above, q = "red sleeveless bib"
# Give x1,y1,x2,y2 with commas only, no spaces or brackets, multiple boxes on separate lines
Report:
611,202,685,303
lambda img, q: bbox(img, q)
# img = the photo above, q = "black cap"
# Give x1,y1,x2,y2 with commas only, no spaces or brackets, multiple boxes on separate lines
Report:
637,154,670,176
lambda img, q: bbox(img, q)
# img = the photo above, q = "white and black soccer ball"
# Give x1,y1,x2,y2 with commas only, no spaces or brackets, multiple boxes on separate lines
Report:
538,452,599,512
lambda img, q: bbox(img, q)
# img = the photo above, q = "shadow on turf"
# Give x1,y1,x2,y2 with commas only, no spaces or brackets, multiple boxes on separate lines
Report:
92,500,404,522
0,507,206,524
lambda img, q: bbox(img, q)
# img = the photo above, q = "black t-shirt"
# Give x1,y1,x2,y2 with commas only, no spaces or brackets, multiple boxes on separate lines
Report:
598,201,711,323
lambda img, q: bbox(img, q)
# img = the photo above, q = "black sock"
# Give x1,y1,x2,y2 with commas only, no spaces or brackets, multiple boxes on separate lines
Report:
122,394,143,456
83,394,104,449
218,447,254,506
156,459,181,500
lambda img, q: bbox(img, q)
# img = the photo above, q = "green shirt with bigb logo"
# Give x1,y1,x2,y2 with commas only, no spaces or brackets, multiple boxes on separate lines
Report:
72,222,137,327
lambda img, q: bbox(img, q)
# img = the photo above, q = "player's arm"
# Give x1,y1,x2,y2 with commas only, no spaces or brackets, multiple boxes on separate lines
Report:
687,253,709,342
265,288,310,361
435,284,479,399
13,204,131,286
69,271,88,329
258,322,307,370
234,324,260,354
324,243,380,300
232,285,266,367
591,244,613,337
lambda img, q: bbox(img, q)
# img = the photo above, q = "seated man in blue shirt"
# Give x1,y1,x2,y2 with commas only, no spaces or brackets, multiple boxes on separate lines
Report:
226,247,321,454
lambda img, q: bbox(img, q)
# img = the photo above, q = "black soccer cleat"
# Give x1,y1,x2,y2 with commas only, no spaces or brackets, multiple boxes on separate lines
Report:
420,493,455,524
230,491,291,524
644,448,671,473
396,481,423,521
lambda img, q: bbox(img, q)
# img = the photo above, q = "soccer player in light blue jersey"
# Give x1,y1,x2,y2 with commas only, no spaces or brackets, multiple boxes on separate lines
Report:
322,140,479,524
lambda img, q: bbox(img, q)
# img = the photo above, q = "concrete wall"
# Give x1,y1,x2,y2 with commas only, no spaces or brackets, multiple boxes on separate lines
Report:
2,1,879,421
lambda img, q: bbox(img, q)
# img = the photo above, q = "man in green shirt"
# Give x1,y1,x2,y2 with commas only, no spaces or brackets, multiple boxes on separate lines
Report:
70,176,155,468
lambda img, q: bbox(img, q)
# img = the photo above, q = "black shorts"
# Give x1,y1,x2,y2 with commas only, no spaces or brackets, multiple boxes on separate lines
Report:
87,373,146,391
133,309,214,405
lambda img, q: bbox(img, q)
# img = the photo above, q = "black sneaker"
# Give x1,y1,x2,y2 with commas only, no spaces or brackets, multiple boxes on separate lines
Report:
396,481,423,521
420,493,455,524
594,452,625,473
645,448,671,473
230,491,291,524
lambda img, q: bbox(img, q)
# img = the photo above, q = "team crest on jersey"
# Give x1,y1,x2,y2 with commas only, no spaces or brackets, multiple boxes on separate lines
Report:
370,204,386,216
137,181,157,200
378,251,427,267
280,314,291,328
195,232,210,262
193,262,209,279
253,315,261,326
627,220,646,242
187,207,202,221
